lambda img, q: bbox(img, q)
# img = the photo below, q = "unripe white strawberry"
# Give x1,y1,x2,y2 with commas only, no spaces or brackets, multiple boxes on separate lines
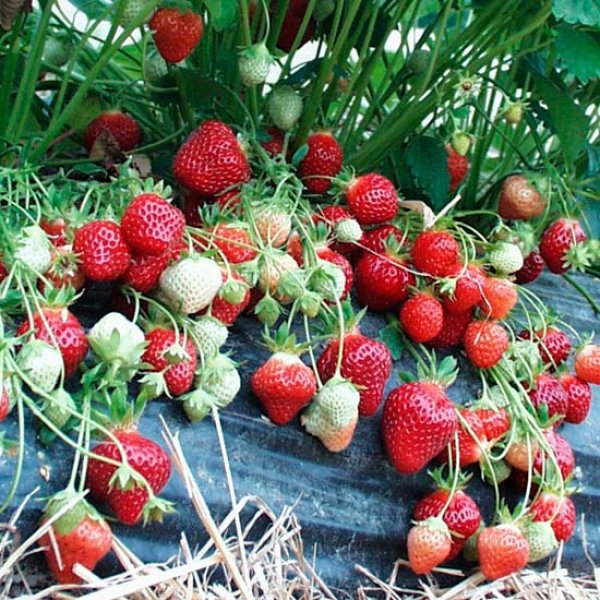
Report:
489,241,524,274
238,42,272,86
159,255,222,314
17,340,62,392
258,252,299,302
88,312,146,368
268,86,303,131
192,315,228,359
120,0,149,27
196,354,240,407
311,261,345,301
43,388,76,429
254,206,292,248
13,226,52,273
182,388,218,422
335,218,362,243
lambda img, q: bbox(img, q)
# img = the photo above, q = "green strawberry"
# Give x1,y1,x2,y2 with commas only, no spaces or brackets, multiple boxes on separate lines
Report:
13,226,52,273
310,262,345,302
481,458,512,485
463,523,484,562
504,101,524,124
238,42,273,86
488,241,524,274
182,388,219,422
144,51,168,84
120,0,150,27
314,0,334,21
18,340,62,392
42,388,76,429
192,315,228,359
196,354,240,408
299,291,322,318
406,49,430,74
43,36,73,68
268,86,303,131
451,131,471,156
519,519,557,562
335,218,362,243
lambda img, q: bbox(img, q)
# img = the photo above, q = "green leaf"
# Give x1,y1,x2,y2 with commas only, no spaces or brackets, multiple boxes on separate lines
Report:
552,0,600,27
67,0,111,20
378,324,404,360
203,0,238,30
532,75,589,163
555,25,600,83
405,135,450,211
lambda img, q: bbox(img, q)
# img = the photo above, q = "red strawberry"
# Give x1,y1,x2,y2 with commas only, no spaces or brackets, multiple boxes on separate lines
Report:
428,309,472,349
446,145,469,192
344,173,399,225
40,217,68,247
0,386,10,421
361,223,405,255
442,264,485,315
400,292,444,343
216,189,242,212
317,329,392,417
407,518,452,574
273,0,315,52
299,132,343,194
519,327,571,367
252,353,317,425
539,218,588,274
261,126,285,157
17,307,88,379
478,276,517,319
86,429,171,525
142,328,197,397
73,220,131,282
470,407,510,443
382,381,457,474
0,257,7,283
42,245,85,292
536,429,575,481
121,193,185,257
201,224,257,264
316,246,353,300
411,230,460,278
530,492,576,542
575,344,600,385
527,373,568,424
463,320,509,369
83,111,141,152
439,409,487,467
514,251,545,284
122,251,171,293
150,8,203,63
477,525,529,580
560,373,592,424
173,120,251,196
498,174,546,221
210,272,251,325
182,192,206,228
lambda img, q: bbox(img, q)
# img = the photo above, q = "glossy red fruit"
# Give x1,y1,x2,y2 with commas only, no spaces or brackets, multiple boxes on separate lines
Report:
345,173,399,225
519,327,571,368
0,258,7,283
173,120,251,196
447,145,469,192
428,310,472,349
317,330,392,417
574,344,600,385
299,132,343,194
411,230,460,278
40,217,68,247
261,126,285,156
361,224,405,255
527,373,568,424
407,519,452,574
209,271,251,325
539,218,588,274
0,386,10,422
536,429,575,482
498,174,546,221
150,8,204,63
42,245,86,292
400,293,444,343
122,251,171,293
316,246,353,300
439,409,487,467
204,224,257,264
478,276,518,319
470,407,510,443
442,265,485,315
560,373,592,424
514,251,545,284
477,525,529,580
273,0,315,52
382,382,457,474
83,111,141,152
531,492,576,542
463,320,509,369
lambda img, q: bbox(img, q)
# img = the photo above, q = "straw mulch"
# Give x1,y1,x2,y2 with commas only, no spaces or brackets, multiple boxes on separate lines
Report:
1,412,599,599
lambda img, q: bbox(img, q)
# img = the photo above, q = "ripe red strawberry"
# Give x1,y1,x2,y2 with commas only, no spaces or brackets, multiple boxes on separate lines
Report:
261,126,285,157
360,223,405,255
411,230,460,278
530,492,576,542
150,7,203,63
252,353,317,425
182,192,206,228
478,276,517,319
463,320,509,369
519,327,571,367
173,120,251,196
446,145,469,192
400,292,444,343
575,344,600,385
121,193,185,256
73,220,131,282
407,518,452,574
209,271,250,325
428,309,472,349
344,173,399,225
477,525,529,580
316,246,353,300
299,132,343,194
17,307,88,379
142,328,197,397
382,381,457,474
539,218,588,274
83,111,141,152
86,429,171,525
201,224,257,264
470,407,510,443
560,373,592,424
498,174,546,221
122,251,171,293
273,0,315,52
40,217,68,246
527,373,568,424
0,386,10,422
317,329,392,417
354,250,415,311
439,409,487,467
42,245,85,292
0,257,7,283
514,251,545,284
442,264,485,314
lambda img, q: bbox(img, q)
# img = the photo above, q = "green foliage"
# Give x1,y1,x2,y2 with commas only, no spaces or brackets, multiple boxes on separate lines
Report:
555,25,600,83
552,0,600,27
203,0,238,31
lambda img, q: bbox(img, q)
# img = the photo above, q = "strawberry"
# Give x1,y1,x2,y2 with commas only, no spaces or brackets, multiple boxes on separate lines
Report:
258,251,299,301
83,111,141,152
17,340,63,393
159,255,222,314
39,495,112,584
514,251,544,284
43,388,76,429
534,429,575,482
209,271,251,325
238,42,272,86
13,226,52,273
268,86,303,131
520,519,558,562
411,230,460,278
192,315,228,359
382,381,457,474
498,175,546,221
122,251,171,293
574,344,600,385
252,353,317,425
42,245,85,293
463,320,509,369
343,173,399,225
400,292,444,343
201,224,257,264
360,223,405,255
530,491,576,542
407,518,452,574
254,205,292,248
527,373,568,424
17,307,88,379
43,36,73,68
73,220,131,282
0,257,7,283
470,407,510,443
150,8,203,63
446,145,469,192
121,193,185,256
317,329,392,417
505,435,539,472
298,132,343,194
488,241,524,275
273,0,315,52
441,264,485,315
0,386,10,422
539,218,588,274
478,276,517,319
428,309,472,349
196,353,241,408
173,120,250,196
144,51,168,84
477,525,529,580
503,101,524,124
560,373,592,424
261,127,285,157
406,49,430,74
313,205,362,255
301,378,360,452
519,327,571,367
142,328,197,397
182,192,206,228
439,409,487,467
40,217,68,247
86,428,171,525
315,246,353,300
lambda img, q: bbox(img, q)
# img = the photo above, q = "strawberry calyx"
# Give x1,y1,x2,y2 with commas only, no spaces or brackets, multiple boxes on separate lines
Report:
417,354,458,389
43,490,90,536
318,299,366,336
262,323,309,356
412,515,452,538
428,465,471,493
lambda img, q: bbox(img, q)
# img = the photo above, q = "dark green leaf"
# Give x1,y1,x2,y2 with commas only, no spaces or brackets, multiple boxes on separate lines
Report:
378,324,404,360
203,0,238,30
555,25,600,83
552,0,600,27
291,144,309,165
405,135,450,211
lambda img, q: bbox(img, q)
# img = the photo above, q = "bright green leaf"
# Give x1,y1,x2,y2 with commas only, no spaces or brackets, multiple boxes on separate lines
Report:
378,324,403,360
552,0,600,26
555,25,600,83
203,0,238,31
